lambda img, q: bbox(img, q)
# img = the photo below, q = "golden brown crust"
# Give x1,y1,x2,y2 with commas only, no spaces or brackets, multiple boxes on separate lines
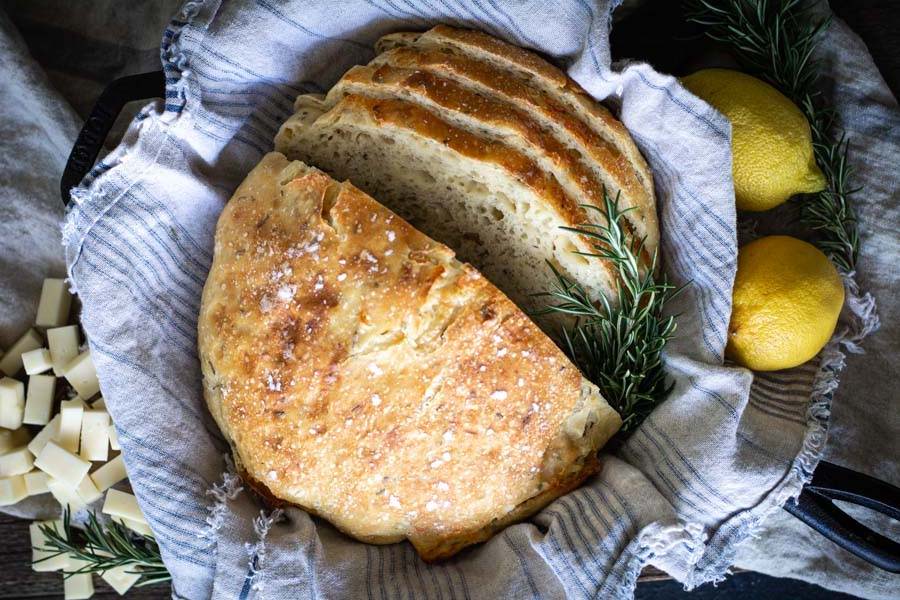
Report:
371,31,658,252
329,64,651,266
199,153,621,560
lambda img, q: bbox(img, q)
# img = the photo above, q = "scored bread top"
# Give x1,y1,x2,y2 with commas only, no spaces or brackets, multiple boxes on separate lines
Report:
373,26,658,255
198,153,622,560
325,63,653,266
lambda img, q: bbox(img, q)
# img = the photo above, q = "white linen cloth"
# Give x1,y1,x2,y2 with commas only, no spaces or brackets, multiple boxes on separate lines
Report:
0,0,896,598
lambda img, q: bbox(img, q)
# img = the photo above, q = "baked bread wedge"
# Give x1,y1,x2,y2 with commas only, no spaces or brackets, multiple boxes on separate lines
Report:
198,152,622,560
275,25,657,319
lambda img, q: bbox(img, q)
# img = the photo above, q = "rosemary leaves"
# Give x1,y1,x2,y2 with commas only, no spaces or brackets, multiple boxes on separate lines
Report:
536,191,680,433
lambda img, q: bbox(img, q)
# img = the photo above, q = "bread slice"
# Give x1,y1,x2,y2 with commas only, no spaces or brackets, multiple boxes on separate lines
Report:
276,93,618,315
320,63,653,267
198,152,622,560
372,28,658,255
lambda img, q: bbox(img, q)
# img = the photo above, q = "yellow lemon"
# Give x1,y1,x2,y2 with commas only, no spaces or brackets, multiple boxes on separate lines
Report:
727,236,844,371
682,68,826,212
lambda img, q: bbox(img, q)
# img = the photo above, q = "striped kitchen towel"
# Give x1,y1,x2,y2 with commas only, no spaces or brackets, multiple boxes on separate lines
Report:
53,0,882,598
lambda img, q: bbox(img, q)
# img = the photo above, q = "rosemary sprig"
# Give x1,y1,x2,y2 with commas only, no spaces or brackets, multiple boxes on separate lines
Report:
536,191,681,432
36,509,171,587
685,0,860,272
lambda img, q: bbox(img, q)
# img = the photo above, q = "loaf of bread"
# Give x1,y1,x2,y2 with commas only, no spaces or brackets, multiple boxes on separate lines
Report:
275,25,657,318
198,153,622,560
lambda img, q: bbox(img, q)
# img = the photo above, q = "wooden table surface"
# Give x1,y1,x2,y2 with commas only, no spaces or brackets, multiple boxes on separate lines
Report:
0,510,672,598
1,1,895,598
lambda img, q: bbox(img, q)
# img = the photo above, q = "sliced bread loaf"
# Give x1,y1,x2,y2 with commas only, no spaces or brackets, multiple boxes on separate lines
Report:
276,94,617,315
275,26,658,321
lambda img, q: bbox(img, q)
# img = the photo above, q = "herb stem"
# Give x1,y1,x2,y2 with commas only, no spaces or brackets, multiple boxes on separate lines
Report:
537,190,681,433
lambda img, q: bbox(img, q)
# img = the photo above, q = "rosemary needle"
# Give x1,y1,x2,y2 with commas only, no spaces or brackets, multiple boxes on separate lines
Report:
536,190,681,433
36,509,171,587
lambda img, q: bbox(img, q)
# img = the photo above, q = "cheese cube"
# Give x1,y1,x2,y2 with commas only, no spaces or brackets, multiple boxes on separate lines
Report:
63,554,94,600
63,565,94,599
107,423,120,451
34,441,92,488
0,328,43,376
35,278,72,329
0,427,30,454
102,489,148,524
57,397,85,453
91,396,106,410
113,515,154,537
30,520,69,571
101,564,142,595
47,325,80,376
0,474,27,505
89,455,127,492
28,414,62,456
24,469,51,495
22,348,54,375
79,410,110,462
0,377,25,429
0,446,34,477
64,351,100,400
75,474,102,504
46,478,86,512
24,374,56,425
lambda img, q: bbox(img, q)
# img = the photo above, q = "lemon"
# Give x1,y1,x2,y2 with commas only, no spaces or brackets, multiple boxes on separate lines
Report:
682,68,826,212
726,236,844,371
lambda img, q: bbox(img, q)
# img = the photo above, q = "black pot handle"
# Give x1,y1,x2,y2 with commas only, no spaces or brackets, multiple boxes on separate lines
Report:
784,460,900,573
60,70,166,205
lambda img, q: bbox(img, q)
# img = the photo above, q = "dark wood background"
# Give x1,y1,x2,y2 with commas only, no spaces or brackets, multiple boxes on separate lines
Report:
1,0,895,598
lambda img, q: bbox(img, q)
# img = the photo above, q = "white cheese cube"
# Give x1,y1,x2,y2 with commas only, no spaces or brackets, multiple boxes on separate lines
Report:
22,348,54,375
0,376,25,429
30,520,69,571
35,278,72,329
24,374,56,425
75,474,102,504
0,328,43,376
0,474,27,505
107,423,120,451
102,489,148,524
34,441,92,488
89,455,127,492
91,396,106,410
0,446,34,477
24,469,51,495
79,410,110,462
47,325,80,376
63,568,94,599
0,426,30,454
100,564,142,595
56,397,85,453
113,515,154,537
64,350,100,400
46,478,86,512
27,414,62,456
65,554,97,600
